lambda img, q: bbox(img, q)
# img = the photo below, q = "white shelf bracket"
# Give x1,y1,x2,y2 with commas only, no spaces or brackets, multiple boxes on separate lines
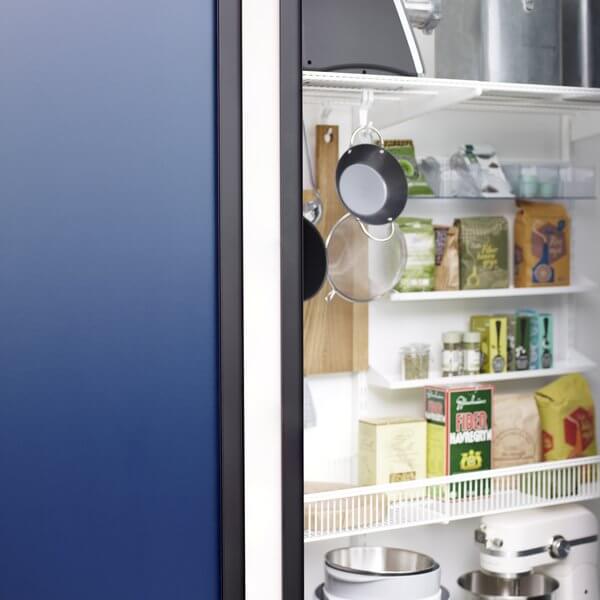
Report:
368,84,483,130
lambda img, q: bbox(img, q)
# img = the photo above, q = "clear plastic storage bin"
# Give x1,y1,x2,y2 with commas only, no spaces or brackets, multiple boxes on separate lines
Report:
503,164,596,199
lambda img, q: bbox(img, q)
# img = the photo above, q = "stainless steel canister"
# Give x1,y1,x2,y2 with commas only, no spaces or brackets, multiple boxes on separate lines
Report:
435,0,562,85
562,0,600,87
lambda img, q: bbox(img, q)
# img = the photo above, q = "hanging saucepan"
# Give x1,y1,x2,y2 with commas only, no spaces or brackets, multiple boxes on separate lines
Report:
336,125,408,226
303,217,327,301
325,213,407,303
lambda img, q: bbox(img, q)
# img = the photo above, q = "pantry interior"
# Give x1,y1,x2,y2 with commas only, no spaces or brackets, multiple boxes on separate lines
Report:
301,29,600,600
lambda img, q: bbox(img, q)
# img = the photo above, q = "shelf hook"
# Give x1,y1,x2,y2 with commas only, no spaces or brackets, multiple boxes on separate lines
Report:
320,102,333,123
359,89,375,129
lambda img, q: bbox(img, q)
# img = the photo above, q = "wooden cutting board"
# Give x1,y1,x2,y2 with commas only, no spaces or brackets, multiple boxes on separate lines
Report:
303,125,368,375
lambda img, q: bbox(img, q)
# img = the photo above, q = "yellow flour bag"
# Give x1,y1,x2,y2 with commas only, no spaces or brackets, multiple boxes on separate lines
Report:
535,374,596,461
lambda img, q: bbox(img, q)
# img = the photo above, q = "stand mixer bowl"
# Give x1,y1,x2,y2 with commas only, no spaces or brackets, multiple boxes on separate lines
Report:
458,571,559,600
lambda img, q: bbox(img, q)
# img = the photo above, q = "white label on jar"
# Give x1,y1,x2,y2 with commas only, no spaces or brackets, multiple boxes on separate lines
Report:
464,349,481,374
442,349,461,374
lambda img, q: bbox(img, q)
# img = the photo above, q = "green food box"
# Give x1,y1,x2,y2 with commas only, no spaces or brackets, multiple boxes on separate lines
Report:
456,217,509,290
500,314,516,371
517,309,540,369
470,316,508,374
384,139,434,197
426,385,494,484
538,313,554,369
515,314,531,371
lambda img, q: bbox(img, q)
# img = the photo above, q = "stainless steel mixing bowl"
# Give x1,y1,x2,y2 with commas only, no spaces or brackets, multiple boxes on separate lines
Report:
325,546,439,577
315,582,451,599
458,571,559,600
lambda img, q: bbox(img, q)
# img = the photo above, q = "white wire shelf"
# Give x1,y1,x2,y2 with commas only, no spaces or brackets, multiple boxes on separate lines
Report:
369,350,596,390
385,279,597,303
304,456,600,542
303,72,600,108
303,72,600,129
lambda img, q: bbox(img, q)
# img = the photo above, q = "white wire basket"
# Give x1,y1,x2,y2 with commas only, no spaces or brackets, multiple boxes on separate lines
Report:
304,456,600,542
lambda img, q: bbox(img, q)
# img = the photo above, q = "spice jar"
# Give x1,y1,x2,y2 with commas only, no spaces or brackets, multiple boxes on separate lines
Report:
402,346,420,380
413,343,431,379
442,332,462,377
462,331,482,376
401,344,431,380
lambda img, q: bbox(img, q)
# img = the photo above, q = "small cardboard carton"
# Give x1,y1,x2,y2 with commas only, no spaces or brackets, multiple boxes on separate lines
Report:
470,316,508,373
426,385,494,482
359,417,427,487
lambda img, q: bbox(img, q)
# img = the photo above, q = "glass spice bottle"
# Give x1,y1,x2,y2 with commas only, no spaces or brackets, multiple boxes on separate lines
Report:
462,331,482,376
442,332,462,377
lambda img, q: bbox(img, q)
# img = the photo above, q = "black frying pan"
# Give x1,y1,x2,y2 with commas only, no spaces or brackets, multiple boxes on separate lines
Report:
336,126,408,226
303,217,327,301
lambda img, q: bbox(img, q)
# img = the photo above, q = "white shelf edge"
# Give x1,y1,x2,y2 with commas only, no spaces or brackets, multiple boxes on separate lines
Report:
304,456,600,542
303,71,600,109
303,72,600,130
369,351,596,390
385,279,598,303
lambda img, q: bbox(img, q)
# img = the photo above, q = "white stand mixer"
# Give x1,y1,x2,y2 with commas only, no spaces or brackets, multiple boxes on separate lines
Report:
462,504,599,599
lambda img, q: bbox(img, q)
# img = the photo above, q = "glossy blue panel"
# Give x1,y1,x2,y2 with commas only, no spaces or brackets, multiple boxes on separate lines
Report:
0,1,219,598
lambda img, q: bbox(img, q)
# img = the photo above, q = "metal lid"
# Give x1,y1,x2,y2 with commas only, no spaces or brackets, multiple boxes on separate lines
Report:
443,331,463,344
463,331,481,344
325,546,439,577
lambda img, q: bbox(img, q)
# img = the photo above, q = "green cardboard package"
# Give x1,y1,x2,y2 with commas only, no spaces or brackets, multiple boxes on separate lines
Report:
456,217,509,290
426,385,494,481
384,139,434,197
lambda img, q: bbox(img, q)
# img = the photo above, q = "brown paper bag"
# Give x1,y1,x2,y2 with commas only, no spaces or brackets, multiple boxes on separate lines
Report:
435,226,460,291
514,201,570,287
493,393,542,469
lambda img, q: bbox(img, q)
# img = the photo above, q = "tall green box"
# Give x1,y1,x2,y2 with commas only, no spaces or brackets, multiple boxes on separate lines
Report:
426,385,494,478
470,316,508,373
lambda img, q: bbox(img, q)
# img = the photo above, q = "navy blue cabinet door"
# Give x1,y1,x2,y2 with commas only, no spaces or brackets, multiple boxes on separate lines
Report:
0,1,220,598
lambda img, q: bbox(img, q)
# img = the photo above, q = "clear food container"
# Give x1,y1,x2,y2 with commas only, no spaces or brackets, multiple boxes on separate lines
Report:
401,344,431,380
503,163,596,199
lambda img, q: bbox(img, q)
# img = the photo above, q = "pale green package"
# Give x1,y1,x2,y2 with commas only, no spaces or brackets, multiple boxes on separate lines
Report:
396,218,436,292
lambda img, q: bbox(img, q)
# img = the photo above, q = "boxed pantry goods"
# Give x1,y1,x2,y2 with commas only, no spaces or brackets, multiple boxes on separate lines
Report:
536,374,597,461
517,309,540,370
395,218,436,292
496,313,516,372
493,393,542,469
518,311,554,371
514,313,531,371
384,139,434,197
456,216,509,290
470,315,508,374
359,417,427,486
425,385,494,478
514,200,571,287
538,313,554,369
